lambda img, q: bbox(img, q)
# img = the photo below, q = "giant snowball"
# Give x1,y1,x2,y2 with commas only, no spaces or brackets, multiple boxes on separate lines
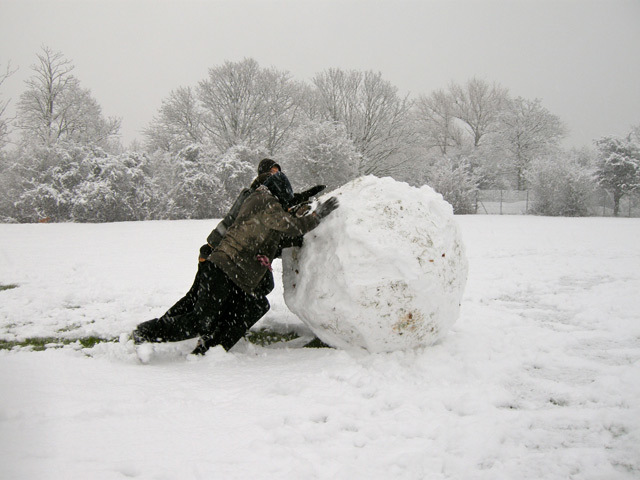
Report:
282,176,468,353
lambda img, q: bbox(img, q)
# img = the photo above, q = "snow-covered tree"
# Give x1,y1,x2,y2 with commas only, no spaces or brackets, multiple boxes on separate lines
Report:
10,144,91,221
425,155,478,214
0,151,20,221
159,145,222,219
212,144,264,210
311,68,414,176
527,150,596,216
594,134,640,216
495,97,567,190
4,144,154,222
16,47,120,150
70,152,154,222
281,120,361,191
153,143,257,220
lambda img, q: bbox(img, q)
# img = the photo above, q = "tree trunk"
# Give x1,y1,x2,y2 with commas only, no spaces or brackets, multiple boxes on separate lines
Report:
613,191,622,217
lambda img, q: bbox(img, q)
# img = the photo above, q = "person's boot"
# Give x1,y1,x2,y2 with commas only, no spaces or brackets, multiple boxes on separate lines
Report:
131,329,146,345
191,335,215,355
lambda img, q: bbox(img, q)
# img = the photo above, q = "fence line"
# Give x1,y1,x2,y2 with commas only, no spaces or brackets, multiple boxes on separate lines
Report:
475,189,640,217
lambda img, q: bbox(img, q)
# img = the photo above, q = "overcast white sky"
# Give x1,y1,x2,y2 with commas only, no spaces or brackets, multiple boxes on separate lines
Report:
1,0,639,149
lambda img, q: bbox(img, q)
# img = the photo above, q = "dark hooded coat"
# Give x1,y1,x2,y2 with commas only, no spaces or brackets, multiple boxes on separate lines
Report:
208,185,320,294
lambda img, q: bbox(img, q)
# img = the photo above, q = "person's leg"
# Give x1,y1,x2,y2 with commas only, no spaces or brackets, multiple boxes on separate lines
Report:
133,263,233,343
192,271,275,353
132,263,203,343
218,295,270,350
159,263,203,319
191,292,270,354
161,245,212,319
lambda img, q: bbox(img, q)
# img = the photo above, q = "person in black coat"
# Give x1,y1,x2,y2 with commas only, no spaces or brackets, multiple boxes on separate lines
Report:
133,159,325,354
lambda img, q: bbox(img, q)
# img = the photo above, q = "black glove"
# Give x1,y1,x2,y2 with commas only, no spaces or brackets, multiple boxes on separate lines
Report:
306,185,326,197
291,185,326,206
315,197,339,219
198,244,213,261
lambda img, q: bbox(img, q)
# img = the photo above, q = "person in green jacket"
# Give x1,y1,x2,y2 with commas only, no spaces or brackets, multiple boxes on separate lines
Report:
132,171,338,354
135,159,325,353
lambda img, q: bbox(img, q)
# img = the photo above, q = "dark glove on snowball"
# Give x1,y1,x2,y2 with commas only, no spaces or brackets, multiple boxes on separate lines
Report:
291,185,326,206
315,197,339,219
306,185,326,197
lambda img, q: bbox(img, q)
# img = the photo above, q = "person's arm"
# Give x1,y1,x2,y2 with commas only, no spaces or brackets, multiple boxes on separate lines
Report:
291,185,326,206
262,201,321,236
206,188,252,247
262,196,339,237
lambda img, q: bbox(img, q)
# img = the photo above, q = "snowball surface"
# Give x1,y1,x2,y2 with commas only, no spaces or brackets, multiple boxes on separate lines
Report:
282,176,468,353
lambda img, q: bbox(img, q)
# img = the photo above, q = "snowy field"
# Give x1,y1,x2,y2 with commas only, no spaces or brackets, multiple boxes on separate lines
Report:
1,215,639,479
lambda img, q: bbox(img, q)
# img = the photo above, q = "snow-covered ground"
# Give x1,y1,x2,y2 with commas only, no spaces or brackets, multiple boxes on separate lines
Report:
1,215,639,479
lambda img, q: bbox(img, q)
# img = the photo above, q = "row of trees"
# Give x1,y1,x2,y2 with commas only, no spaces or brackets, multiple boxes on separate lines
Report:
1,48,639,222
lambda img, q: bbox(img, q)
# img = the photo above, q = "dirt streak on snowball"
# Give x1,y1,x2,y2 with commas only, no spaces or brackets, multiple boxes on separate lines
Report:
282,176,468,353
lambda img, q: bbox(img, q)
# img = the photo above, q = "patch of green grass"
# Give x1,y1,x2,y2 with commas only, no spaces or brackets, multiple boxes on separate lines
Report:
246,329,299,346
0,337,63,351
78,336,114,348
57,324,81,333
245,330,332,348
0,329,330,351
0,284,19,292
303,337,332,348
0,336,116,351
0,339,22,350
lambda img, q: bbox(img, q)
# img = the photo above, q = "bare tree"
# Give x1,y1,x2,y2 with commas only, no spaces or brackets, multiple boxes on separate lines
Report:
144,86,204,152
197,58,301,154
312,68,414,176
449,77,509,147
0,60,18,149
496,97,567,189
17,47,74,146
16,46,120,148
414,89,464,155
258,70,304,155
58,83,121,146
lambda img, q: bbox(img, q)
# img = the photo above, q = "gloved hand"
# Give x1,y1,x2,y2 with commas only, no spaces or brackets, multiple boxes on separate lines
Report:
290,201,312,217
198,244,213,261
306,185,326,197
291,185,326,205
314,197,339,219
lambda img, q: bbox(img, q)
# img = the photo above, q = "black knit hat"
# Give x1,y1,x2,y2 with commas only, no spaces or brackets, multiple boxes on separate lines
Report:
258,158,281,175
263,171,294,208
